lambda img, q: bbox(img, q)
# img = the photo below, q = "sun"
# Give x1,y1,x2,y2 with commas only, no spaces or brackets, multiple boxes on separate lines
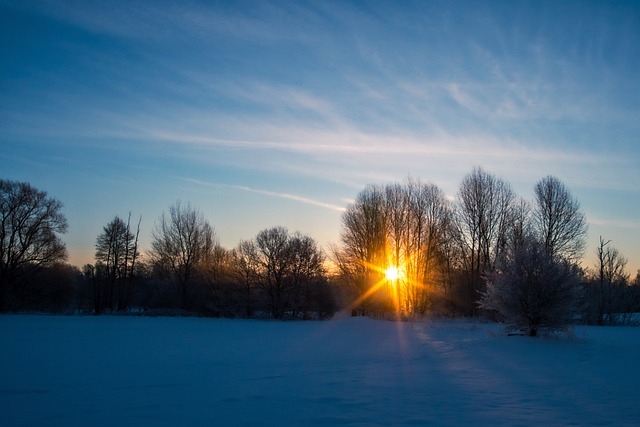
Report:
385,266,400,281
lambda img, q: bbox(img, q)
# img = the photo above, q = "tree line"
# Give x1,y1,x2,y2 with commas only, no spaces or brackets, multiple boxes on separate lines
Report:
77,204,337,319
1,172,639,328
333,168,639,332
0,180,337,319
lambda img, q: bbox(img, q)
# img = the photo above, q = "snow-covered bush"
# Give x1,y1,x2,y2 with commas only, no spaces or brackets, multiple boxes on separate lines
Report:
479,239,582,336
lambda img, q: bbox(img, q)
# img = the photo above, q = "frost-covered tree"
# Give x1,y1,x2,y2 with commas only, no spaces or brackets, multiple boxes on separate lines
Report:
479,237,582,336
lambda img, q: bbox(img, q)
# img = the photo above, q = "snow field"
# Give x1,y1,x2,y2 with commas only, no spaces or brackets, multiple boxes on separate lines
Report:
1,315,639,426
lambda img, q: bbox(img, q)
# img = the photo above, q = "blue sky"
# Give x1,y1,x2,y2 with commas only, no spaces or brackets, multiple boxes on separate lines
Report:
1,0,639,274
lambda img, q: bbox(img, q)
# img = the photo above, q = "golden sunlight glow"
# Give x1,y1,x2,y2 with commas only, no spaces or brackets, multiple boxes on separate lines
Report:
385,266,400,281
349,259,425,319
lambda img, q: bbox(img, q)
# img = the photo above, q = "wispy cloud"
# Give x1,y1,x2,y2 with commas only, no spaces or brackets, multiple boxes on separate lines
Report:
179,177,345,212
146,120,605,164
228,185,346,212
143,117,638,197
3,0,639,273
588,218,640,230
26,0,326,46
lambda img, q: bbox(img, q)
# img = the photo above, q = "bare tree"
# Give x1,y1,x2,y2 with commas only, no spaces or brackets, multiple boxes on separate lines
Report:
230,240,260,318
335,185,387,315
403,178,453,316
255,226,293,319
93,214,141,313
480,176,587,331
150,201,216,310
479,237,582,336
251,227,330,319
336,179,454,317
455,167,515,313
505,198,532,249
0,179,68,311
533,176,587,262
287,232,326,319
198,242,233,316
385,183,409,281
585,237,631,325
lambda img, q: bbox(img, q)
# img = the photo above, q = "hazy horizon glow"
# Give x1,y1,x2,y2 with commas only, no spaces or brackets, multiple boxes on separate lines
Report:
1,1,639,274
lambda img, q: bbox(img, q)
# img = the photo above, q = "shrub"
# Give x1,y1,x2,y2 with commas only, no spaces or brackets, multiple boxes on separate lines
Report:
479,240,582,336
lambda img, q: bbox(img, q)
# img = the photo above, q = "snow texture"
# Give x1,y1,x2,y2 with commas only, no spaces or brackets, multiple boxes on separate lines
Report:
1,315,639,426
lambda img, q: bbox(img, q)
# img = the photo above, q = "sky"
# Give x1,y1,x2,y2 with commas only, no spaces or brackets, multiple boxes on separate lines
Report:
1,0,639,275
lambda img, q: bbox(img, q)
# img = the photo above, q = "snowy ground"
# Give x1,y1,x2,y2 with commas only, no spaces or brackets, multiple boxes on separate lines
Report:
1,315,639,426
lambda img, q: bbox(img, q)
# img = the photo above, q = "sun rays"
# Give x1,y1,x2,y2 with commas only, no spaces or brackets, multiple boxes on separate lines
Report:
385,266,401,281
348,257,433,320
